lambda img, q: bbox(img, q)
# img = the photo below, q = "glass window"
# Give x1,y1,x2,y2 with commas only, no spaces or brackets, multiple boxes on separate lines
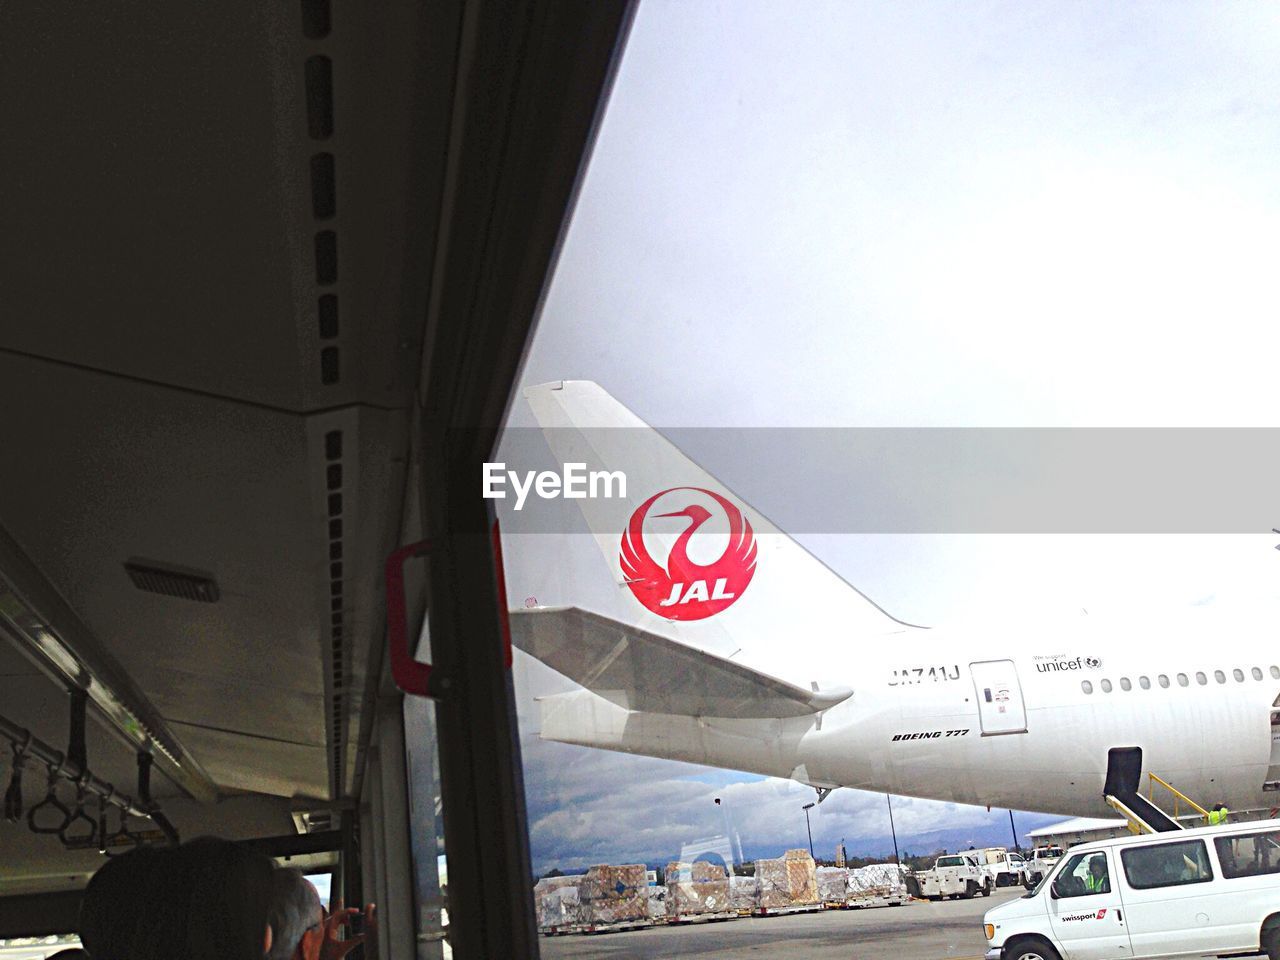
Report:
1139,676,1151,690
1196,672,1208,685
1253,667,1264,681
1053,851,1111,898
1214,670,1226,684
1081,680,1093,694
1122,840,1213,889
1177,673,1189,687
1214,831,1280,880
1101,679,1113,693
1272,666,1280,679
1233,668,1245,682
1120,677,1132,691
1158,674,1170,688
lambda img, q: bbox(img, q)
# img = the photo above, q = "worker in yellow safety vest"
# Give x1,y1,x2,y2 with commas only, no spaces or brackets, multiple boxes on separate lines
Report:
1084,855,1109,893
1208,803,1230,826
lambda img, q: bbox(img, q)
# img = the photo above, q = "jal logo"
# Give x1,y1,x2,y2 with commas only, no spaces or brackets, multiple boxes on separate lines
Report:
620,487,757,620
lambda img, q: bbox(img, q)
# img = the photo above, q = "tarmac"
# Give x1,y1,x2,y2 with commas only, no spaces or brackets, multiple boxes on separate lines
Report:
539,888,1023,960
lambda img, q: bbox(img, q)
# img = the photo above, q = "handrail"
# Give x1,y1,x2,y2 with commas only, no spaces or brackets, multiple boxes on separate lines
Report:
1148,773,1210,823
1105,795,1153,835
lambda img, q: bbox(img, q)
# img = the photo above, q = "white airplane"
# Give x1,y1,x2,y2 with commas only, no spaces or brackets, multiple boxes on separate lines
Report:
509,380,1280,828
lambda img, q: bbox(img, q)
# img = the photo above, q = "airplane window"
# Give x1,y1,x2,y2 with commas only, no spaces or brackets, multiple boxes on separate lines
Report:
1177,673,1189,687
1254,667,1264,681
1158,675,1170,688
1101,679,1113,693
1120,677,1132,691
1214,670,1226,684
1273,667,1280,679
1139,676,1150,690
1081,681,1093,694
1196,672,1208,685
1234,668,1245,682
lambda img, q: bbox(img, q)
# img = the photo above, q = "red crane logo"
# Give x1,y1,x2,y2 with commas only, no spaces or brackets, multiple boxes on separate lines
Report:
620,487,757,620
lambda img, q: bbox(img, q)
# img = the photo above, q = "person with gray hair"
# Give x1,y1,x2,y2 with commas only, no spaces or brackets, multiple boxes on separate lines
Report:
267,869,324,960
268,867,373,960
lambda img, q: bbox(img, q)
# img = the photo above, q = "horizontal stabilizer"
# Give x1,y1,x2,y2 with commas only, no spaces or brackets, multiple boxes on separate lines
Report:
510,605,851,719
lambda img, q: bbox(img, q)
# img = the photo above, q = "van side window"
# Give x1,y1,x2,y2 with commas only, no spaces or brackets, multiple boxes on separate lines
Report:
1213,832,1280,880
1052,851,1110,898
1121,840,1214,889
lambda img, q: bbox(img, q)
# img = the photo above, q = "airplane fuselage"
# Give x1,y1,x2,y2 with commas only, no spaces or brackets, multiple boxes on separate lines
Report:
796,640,1280,818
541,632,1280,821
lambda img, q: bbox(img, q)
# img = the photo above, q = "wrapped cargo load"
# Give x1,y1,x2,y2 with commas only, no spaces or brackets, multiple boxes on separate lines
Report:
848,863,909,898
729,874,759,911
784,849,819,904
533,875,583,930
578,864,649,926
756,850,818,909
665,860,731,918
647,885,668,919
817,866,850,903
756,858,790,909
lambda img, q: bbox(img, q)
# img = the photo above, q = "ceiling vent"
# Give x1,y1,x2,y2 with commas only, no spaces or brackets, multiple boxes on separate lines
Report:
124,561,220,603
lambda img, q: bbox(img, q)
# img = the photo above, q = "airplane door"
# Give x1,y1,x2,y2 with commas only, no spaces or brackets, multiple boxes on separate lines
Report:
1264,694,1280,791
970,660,1028,736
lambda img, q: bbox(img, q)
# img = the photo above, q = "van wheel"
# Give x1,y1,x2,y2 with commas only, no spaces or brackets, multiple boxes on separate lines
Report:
1264,927,1280,960
1004,936,1061,960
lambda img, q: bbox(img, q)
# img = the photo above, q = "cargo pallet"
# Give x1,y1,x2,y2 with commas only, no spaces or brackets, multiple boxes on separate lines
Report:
579,920,652,935
826,894,909,910
751,904,822,917
664,911,739,925
539,926,579,937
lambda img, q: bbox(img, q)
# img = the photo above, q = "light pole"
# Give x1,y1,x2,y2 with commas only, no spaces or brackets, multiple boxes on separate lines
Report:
886,794,901,866
1008,809,1020,854
802,802,815,858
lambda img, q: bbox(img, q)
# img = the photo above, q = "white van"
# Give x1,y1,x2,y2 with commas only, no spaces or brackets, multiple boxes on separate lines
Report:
983,819,1280,960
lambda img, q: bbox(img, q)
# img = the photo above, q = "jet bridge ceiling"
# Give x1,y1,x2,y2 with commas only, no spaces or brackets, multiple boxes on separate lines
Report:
0,0,457,818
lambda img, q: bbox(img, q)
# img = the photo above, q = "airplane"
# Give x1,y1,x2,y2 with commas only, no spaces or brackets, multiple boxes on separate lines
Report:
508,380,1280,831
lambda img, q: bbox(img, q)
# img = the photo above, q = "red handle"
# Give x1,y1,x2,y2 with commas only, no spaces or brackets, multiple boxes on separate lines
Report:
386,525,513,697
385,539,433,697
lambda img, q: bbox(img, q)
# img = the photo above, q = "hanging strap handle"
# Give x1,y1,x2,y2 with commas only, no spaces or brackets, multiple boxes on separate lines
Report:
28,761,73,834
59,774,98,846
4,734,30,823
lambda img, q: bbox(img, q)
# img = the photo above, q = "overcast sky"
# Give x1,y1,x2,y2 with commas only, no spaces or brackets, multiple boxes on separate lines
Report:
496,0,1280,874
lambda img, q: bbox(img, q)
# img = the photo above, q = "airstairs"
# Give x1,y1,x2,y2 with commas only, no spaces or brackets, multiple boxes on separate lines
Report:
1104,747,1209,834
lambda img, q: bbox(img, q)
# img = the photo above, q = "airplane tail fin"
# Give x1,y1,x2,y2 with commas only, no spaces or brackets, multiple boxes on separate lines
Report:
519,380,923,692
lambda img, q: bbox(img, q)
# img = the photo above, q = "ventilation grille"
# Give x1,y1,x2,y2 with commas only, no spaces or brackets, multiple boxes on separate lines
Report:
323,428,346,795
125,563,220,603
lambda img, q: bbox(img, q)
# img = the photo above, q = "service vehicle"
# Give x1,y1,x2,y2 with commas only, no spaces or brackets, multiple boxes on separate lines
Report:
918,854,992,900
983,820,1280,960
1025,846,1066,886
978,847,1031,888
